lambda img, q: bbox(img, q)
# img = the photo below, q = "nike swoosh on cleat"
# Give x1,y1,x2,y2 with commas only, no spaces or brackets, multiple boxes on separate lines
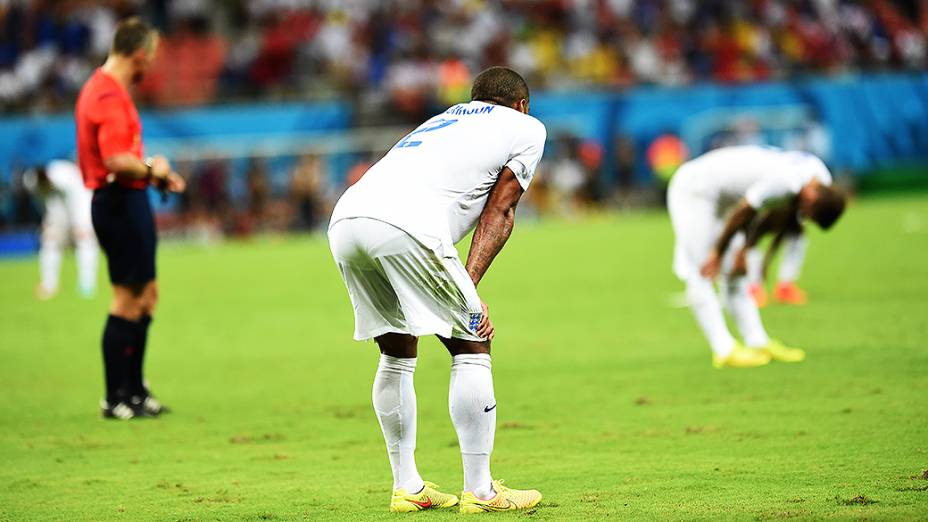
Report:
409,497,432,509
484,404,496,412
479,499,516,511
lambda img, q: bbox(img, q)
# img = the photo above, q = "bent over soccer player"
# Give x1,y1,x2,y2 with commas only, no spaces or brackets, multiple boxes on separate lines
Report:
75,18,186,419
328,67,546,513
23,159,98,300
667,146,845,368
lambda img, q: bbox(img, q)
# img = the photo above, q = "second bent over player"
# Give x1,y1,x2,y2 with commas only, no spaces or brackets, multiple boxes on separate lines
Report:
75,18,186,419
328,67,546,513
668,146,846,368
23,159,99,300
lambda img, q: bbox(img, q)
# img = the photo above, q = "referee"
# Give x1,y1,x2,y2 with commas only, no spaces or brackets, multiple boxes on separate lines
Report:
75,18,186,420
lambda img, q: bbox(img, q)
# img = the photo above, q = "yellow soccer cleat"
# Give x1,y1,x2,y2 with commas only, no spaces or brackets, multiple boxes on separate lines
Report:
712,343,771,369
389,481,459,512
760,339,806,362
459,480,542,514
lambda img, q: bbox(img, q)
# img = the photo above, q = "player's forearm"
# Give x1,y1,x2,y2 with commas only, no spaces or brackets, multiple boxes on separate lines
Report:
713,203,756,256
465,207,515,287
763,231,785,276
103,153,150,180
744,210,773,249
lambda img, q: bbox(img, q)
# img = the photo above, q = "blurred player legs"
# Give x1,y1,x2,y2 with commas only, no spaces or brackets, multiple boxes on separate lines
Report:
668,179,739,357
38,190,98,299
25,161,99,300
746,234,809,306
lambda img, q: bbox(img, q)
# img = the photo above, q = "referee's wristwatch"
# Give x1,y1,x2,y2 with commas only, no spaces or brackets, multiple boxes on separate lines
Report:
145,157,166,183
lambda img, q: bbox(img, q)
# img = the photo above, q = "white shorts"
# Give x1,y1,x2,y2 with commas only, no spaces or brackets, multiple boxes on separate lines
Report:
667,175,743,281
328,217,484,342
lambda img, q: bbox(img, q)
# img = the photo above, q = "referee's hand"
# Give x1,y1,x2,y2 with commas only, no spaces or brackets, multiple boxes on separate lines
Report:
164,172,186,193
149,155,186,194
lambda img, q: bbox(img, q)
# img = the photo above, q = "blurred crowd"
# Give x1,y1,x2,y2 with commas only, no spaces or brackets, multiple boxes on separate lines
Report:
0,0,904,236
2,0,927,120
3,114,833,236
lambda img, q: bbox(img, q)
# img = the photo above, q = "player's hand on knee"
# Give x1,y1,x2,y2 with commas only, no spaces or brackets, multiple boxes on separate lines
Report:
477,301,495,340
700,252,722,279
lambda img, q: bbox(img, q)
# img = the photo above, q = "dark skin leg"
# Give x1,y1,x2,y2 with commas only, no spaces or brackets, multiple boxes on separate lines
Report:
437,336,490,356
374,333,491,357
375,332,419,358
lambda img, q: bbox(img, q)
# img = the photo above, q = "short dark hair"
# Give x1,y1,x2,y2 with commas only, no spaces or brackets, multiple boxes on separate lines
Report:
809,185,846,230
111,17,156,56
471,66,530,107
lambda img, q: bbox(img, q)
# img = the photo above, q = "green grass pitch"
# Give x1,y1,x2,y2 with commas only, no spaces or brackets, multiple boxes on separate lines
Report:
1,193,926,521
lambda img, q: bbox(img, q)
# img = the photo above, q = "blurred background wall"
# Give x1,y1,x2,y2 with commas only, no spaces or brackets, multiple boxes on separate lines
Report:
1,0,927,250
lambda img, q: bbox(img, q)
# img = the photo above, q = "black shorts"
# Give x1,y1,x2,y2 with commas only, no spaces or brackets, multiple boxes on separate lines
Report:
91,184,157,286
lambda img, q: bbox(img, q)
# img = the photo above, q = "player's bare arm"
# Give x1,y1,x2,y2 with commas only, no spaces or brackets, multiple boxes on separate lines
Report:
701,199,757,278
732,207,784,277
758,209,801,280
465,167,525,339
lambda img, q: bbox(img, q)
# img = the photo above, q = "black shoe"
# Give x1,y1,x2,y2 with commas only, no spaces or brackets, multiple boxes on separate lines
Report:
100,399,136,420
133,393,170,417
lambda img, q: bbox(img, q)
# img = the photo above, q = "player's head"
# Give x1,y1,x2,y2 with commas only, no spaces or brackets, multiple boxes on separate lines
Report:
471,66,530,114
799,182,846,230
110,17,159,84
23,165,50,193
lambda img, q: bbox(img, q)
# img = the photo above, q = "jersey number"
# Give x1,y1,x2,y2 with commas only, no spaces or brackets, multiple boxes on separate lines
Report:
394,118,458,149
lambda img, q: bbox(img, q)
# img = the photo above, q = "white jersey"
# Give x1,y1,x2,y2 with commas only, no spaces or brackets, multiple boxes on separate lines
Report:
24,160,89,204
672,146,832,212
330,101,547,256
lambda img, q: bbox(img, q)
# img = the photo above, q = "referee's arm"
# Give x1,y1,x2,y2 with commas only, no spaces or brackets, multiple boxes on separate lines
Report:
103,153,169,182
96,107,182,190
104,152,184,192
103,153,150,179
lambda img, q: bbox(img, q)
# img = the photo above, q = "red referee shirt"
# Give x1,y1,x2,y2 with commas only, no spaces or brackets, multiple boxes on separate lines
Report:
75,68,146,190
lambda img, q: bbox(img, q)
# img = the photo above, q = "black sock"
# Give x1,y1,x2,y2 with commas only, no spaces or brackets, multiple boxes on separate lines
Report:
130,314,153,397
102,315,138,403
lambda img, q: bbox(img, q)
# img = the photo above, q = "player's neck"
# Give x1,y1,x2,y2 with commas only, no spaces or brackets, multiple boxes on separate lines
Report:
101,57,134,90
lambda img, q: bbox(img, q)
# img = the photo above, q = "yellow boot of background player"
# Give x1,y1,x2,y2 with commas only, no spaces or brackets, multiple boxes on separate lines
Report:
760,339,806,362
712,343,771,368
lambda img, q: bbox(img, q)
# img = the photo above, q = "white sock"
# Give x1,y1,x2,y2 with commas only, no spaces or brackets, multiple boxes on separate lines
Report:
372,354,423,493
686,277,736,356
38,239,62,293
722,278,770,348
449,353,496,499
778,234,807,284
746,247,764,285
76,234,98,296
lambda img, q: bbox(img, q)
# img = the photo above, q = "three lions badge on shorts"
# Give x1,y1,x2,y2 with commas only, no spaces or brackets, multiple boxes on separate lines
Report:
469,312,482,333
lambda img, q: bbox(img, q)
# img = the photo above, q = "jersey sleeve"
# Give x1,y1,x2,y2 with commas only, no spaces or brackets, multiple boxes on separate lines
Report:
504,117,547,191
95,95,135,161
